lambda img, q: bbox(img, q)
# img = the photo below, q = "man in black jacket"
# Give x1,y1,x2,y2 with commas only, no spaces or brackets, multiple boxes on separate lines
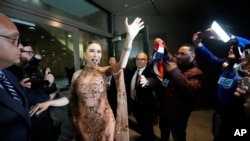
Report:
128,51,159,141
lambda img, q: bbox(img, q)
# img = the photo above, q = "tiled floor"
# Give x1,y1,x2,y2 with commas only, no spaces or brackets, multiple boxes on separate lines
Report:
128,110,214,141
52,77,214,141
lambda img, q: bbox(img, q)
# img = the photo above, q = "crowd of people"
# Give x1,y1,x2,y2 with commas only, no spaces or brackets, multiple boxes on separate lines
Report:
193,32,250,141
1,11,250,141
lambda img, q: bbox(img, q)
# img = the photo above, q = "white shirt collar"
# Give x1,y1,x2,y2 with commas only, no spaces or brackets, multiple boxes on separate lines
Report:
137,65,146,74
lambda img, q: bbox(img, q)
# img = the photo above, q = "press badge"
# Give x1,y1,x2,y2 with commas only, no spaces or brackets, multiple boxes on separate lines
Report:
162,79,169,87
218,77,233,87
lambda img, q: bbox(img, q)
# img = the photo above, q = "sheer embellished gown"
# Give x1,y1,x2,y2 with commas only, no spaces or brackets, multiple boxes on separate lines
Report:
73,69,129,141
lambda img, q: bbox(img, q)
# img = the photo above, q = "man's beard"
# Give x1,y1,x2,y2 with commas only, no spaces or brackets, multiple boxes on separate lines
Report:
18,57,30,68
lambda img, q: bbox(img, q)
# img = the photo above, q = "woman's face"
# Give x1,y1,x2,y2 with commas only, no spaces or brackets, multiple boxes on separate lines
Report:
85,43,102,67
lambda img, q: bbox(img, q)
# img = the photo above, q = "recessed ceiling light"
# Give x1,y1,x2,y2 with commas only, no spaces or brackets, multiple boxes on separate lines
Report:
124,4,128,7
28,27,36,30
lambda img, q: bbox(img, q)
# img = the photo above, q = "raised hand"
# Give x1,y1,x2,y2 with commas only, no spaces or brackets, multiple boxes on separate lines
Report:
139,74,149,87
125,17,144,40
192,32,203,47
119,17,145,69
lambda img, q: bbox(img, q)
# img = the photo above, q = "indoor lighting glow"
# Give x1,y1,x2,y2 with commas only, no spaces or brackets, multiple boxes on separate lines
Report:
211,21,230,42
49,21,62,28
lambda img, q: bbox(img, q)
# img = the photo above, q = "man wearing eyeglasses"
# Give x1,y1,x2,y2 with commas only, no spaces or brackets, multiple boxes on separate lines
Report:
0,13,31,141
127,51,159,141
7,40,58,141
157,44,203,141
8,41,34,75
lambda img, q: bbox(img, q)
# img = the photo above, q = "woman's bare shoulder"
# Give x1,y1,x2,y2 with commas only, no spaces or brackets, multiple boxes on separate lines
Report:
72,70,82,81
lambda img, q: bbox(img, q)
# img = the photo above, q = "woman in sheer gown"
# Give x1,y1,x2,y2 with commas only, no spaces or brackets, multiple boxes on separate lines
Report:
67,17,144,141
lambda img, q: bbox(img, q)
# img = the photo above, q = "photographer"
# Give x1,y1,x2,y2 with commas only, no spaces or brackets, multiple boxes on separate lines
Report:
7,40,58,141
193,32,250,141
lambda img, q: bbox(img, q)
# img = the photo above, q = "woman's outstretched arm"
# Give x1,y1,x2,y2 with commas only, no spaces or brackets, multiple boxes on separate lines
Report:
106,17,144,75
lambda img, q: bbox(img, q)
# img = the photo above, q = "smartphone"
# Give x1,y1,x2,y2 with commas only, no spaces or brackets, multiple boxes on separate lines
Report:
197,30,213,39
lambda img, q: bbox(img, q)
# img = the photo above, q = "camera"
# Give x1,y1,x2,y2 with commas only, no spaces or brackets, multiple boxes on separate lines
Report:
25,54,43,87
24,54,57,94
197,30,213,39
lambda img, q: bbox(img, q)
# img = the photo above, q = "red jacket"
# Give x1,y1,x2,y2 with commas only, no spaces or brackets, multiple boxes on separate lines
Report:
157,60,203,119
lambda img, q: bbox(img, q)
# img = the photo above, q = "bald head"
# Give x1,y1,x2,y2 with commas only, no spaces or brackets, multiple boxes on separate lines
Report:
0,13,21,69
0,13,19,36
136,51,148,69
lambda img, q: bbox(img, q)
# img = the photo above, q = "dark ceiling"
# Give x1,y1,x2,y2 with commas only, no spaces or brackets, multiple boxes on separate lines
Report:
27,0,249,38
91,0,249,37
91,0,246,17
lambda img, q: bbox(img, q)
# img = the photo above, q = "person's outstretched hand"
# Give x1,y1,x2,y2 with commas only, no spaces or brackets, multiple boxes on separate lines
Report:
125,17,144,40
192,32,203,47
29,100,53,117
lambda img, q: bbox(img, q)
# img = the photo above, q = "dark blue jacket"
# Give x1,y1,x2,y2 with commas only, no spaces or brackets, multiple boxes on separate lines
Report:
196,36,250,105
0,69,31,141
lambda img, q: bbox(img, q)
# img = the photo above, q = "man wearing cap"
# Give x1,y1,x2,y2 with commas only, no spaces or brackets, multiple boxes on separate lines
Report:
193,33,250,141
0,12,31,141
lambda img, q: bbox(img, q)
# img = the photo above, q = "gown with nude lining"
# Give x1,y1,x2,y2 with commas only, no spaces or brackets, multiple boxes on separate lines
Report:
74,69,129,141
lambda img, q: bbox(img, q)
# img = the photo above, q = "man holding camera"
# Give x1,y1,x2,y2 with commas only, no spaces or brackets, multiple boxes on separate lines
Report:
8,40,58,141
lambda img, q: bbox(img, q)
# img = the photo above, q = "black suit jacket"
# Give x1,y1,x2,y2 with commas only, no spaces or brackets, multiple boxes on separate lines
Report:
0,69,31,141
127,64,159,118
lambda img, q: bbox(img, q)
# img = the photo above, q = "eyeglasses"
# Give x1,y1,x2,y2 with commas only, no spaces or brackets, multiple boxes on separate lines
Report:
0,35,20,47
175,52,192,57
136,58,146,61
21,50,34,56
20,49,34,56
